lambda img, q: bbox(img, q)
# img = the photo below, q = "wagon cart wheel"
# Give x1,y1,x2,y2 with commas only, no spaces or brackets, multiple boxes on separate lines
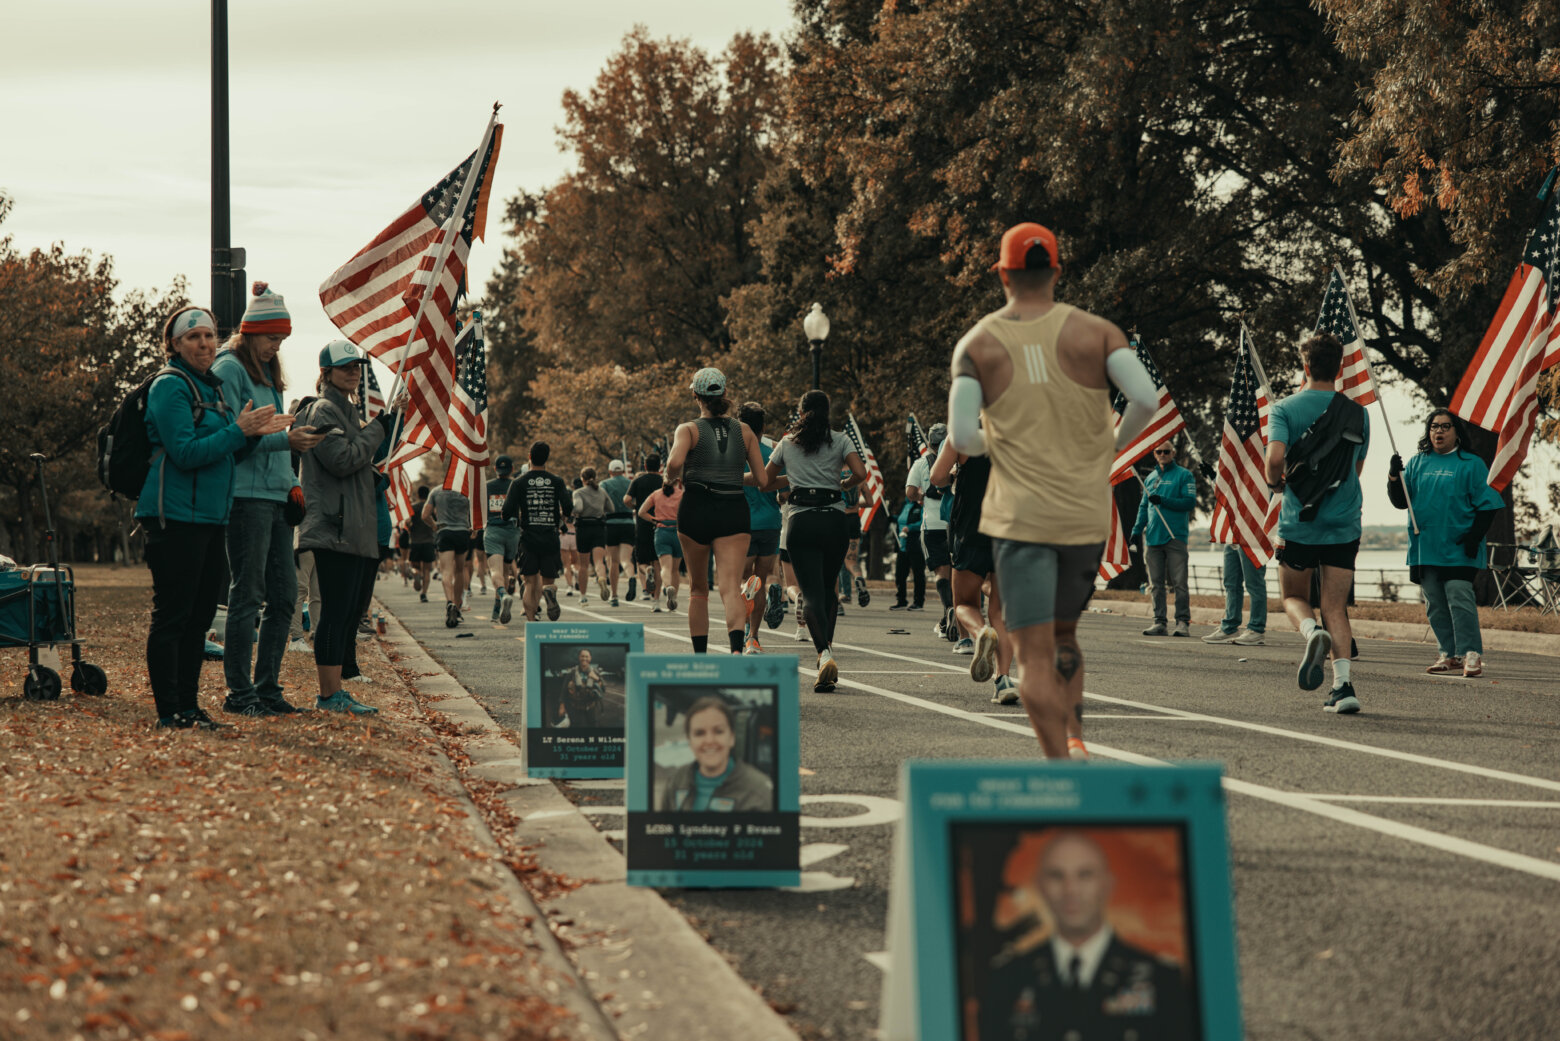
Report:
70,662,108,696
25,665,61,702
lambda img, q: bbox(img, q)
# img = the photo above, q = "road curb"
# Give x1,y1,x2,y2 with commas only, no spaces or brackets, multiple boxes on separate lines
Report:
1093,595,1560,657
375,598,805,1041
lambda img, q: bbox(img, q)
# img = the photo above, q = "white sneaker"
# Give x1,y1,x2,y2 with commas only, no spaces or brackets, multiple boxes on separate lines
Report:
1201,628,1239,644
460,591,471,612
1463,650,1483,678
1231,629,1265,646
815,649,838,691
286,638,311,653
794,622,807,642
991,676,1020,705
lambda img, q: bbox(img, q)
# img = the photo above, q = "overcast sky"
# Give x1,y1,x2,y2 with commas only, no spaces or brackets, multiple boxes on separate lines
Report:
2,1,1551,528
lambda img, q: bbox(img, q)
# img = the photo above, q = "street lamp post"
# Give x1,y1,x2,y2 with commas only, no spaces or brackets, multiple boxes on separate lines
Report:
803,302,830,391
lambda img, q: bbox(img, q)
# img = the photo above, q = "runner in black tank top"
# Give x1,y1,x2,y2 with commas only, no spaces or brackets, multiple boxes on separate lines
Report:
665,367,772,654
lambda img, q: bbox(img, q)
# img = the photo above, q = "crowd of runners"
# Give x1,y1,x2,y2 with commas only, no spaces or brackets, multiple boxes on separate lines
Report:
134,224,1505,758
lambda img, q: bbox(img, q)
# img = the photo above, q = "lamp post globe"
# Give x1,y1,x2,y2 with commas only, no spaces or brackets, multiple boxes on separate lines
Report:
803,302,830,390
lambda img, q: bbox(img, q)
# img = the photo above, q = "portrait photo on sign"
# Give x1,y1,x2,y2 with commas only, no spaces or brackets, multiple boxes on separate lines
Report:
540,643,628,729
649,685,778,813
952,823,1200,1041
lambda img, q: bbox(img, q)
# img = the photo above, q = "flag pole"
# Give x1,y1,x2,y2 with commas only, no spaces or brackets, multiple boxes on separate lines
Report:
1333,263,1420,534
383,104,502,465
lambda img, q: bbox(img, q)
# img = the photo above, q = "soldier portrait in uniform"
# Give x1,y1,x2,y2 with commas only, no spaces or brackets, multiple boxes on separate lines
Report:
540,643,628,729
650,686,778,813
956,824,1199,1041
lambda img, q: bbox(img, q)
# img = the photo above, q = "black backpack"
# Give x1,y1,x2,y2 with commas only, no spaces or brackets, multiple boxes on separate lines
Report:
97,366,215,499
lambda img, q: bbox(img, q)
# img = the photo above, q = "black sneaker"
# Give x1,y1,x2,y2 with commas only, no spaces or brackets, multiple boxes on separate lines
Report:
856,576,870,608
764,584,785,629
156,711,195,730
543,587,561,621
188,708,233,730
907,603,925,611
1323,683,1361,714
445,602,459,628
889,601,908,611
259,696,305,715
944,608,960,642
419,592,428,603
627,576,638,601
222,695,278,718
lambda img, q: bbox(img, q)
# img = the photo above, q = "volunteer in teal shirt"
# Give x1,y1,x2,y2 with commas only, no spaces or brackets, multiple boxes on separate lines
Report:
1131,442,1198,635
1268,388,1371,545
1388,408,1503,676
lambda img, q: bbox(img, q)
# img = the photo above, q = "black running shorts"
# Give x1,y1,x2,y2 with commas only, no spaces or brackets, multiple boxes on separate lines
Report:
436,529,472,555
951,531,995,577
1278,539,1360,572
678,486,750,546
921,528,951,570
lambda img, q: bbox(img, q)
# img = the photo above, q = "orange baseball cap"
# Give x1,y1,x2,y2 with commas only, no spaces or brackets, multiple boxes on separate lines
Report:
993,222,1059,270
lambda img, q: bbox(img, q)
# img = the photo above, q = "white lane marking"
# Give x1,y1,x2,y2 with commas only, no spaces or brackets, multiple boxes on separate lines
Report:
829,671,1560,883
863,951,890,972
801,842,851,868
578,806,624,817
800,795,904,828
556,600,1560,880
569,779,626,789
522,809,577,822
981,713,1204,719
782,872,856,893
1309,796,1560,808
602,829,626,842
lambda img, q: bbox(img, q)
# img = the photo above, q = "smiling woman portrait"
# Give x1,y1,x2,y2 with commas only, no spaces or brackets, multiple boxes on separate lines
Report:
657,695,774,812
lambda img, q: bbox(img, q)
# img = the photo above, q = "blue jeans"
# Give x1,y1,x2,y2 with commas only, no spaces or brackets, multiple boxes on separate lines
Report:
1220,544,1267,634
1420,566,1481,656
224,498,297,704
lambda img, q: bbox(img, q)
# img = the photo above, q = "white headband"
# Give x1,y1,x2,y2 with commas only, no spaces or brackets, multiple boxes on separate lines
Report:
172,309,217,339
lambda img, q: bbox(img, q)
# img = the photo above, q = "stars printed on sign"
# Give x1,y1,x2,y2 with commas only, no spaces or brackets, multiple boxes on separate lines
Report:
1128,782,1149,805
744,662,761,678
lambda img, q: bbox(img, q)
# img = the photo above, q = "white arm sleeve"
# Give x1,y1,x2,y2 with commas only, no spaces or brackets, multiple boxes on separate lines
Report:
947,376,987,456
1107,348,1159,451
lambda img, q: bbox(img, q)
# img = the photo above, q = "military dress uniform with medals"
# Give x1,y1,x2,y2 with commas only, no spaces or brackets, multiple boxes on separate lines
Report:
561,665,605,728
979,929,1194,1041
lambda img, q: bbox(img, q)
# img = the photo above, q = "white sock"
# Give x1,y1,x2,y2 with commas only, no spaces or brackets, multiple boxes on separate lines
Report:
1332,658,1350,690
1301,618,1319,639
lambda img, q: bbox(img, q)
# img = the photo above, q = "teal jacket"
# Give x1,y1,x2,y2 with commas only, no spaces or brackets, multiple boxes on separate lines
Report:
1131,462,1197,546
135,356,247,526
210,348,298,502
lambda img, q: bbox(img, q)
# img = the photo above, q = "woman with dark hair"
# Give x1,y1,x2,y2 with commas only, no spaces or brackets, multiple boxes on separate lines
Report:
210,283,324,716
573,466,612,604
139,305,292,729
764,389,868,691
665,368,771,653
1388,407,1503,677
658,696,773,812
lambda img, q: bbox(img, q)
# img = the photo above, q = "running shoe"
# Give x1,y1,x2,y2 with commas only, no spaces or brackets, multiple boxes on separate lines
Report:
944,607,960,642
1201,628,1239,644
507,578,517,595
666,587,677,612
461,590,471,613
743,638,763,655
933,619,947,639
991,675,1019,706
580,593,590,605
794,621,808,642
1231,629,1266,646
1297,627,1333,691
742,575,762,601
611,597,620,607
317,690,378,716
413,575,423,592
653,602,663,613
1462,651,1483,678
1426,655,1463,674
815,649,838,692
969,625,999,683
598,577,610,601
1141,623,1168,636
764,584,784,629
906,603,924,611
888,602,908,611
952,638,974,655
627,576,638,602
419,593,428,603
543,587,561,621
1322,683,1360,714
186,707,233,730
445,602,459,629
499,593,514,625
856,576,870,608
286,638,311,653
1067,737,1090,761
1172,622,1191,638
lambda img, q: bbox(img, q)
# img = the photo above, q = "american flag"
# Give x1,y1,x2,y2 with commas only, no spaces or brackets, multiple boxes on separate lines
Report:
387,466,415,531
360,364,386,421
845,413,888,534
1109,338,1186,484
1315,265,1378,406
1452,170,1560,491
441,316,489,529
319,115,503,470
1209,325,1280,566
1099,494,1131,580
906,414,932,461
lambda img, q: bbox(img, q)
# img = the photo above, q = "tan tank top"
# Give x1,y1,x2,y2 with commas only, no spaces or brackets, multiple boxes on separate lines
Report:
976,304,1114,545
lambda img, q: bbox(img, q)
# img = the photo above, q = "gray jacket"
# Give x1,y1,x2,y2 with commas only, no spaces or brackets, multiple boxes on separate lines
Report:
296,386,388,559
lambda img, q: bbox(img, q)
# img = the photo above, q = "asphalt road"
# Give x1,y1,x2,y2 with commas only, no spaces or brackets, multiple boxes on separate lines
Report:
375,574,1560,1041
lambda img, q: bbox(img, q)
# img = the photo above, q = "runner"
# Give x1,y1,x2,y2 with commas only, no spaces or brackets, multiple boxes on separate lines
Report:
600,458,636,604
738,402,783,654
907,423,956,641
501,441,572,623
764,390,867,690
422,474,472,628
946,222,1159,759
1265,331,1370,714
406,486,436,602
837,483,870,611
395,523,411,587
928,436,1017,704
574,468,613,605
483,455,519,624
637,478,684,613
664,368,771,654
561,481,581,599
623,452,665,602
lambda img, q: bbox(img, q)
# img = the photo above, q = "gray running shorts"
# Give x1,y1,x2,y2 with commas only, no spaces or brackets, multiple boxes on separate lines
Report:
992,538,1105,629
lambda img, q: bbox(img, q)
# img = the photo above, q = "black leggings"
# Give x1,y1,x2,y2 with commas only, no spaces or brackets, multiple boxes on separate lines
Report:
312,549,378,674
144,520,226,718
786,510,852,654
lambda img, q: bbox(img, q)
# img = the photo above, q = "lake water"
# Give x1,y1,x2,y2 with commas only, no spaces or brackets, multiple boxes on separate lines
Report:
1169,547,1421,603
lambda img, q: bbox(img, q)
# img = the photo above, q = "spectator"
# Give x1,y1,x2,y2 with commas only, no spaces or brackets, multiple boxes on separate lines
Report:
1132,440,1197,637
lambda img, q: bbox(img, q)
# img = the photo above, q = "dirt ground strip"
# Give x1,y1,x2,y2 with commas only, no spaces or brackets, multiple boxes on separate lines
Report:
0,565,580,1041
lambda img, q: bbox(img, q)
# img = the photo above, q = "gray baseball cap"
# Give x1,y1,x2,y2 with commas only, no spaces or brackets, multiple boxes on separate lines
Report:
690,367,726,395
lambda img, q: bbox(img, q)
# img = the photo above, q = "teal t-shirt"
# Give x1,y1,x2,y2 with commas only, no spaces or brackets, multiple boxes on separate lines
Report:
745,441,781,531
1268,389,1370,544
690,759,735,811
601,474,632,520
1403,450,1504,568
